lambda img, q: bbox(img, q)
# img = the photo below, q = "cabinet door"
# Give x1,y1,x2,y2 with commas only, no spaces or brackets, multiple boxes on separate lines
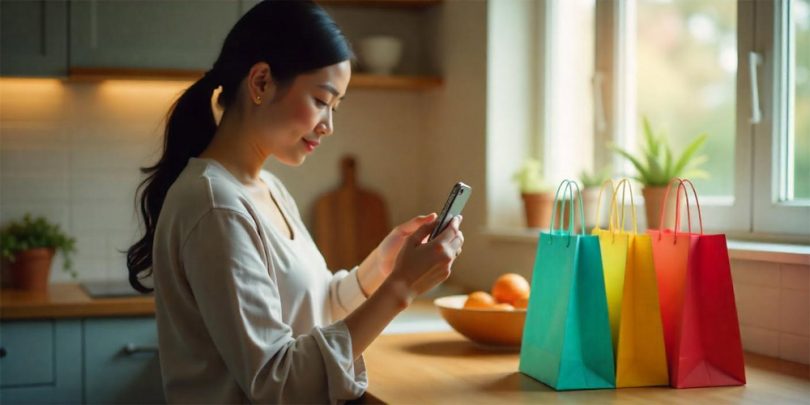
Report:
70,0,240,70
0,0,68,76
0,320,82,404
83,317,164,404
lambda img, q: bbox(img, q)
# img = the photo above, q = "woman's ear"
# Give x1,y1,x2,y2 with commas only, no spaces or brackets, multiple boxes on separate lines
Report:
246,62,275,105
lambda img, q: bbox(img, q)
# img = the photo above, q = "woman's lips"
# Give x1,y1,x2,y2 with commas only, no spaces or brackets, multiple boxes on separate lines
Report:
302,138,319,152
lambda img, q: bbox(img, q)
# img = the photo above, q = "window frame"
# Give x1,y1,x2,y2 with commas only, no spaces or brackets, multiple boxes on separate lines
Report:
594,0,809,238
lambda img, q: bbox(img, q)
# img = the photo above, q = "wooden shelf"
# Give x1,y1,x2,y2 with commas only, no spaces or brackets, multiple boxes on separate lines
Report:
317,0,440,8
68,68,442,90
351,73,442,90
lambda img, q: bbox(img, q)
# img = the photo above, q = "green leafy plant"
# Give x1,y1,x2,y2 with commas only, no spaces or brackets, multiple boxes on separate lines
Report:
579,165,613,188
1,214,77,278
513,159,550,193
610,117,709,186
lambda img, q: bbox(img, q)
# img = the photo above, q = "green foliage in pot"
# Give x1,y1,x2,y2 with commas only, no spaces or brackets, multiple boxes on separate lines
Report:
0,214,77,278
610,117,709,187
513,158,550,194
579,165,612,188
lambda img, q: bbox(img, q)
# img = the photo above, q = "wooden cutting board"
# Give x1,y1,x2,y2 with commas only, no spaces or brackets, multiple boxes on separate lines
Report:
313,156,390,272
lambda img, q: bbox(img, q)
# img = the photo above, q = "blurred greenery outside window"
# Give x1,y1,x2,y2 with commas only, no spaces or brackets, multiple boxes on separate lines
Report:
786,0,809,200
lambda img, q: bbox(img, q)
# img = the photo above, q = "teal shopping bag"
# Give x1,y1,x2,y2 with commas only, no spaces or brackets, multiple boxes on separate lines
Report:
519,180,616,390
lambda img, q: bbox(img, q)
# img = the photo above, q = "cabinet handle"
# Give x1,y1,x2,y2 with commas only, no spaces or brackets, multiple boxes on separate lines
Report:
123,343,159,356
0,347,6,358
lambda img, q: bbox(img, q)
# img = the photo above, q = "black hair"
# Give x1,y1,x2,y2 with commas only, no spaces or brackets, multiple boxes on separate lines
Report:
127,0,353,293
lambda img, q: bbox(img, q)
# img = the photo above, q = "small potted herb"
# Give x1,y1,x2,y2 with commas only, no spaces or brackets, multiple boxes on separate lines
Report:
610,117,708,229
513,159,554,228
1,214,77,291
579,165,612,229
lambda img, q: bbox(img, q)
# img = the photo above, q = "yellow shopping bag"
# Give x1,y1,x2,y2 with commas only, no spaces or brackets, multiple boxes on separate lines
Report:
591,179,668,388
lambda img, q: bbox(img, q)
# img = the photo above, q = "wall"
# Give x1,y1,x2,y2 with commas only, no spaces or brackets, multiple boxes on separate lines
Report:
0,79,429,283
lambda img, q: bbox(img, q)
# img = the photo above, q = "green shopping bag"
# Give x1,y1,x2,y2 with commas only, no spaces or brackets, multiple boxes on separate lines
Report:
519,180,616,390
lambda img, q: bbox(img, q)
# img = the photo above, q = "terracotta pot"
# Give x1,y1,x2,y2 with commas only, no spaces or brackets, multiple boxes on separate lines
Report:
642,186,679,230
521,193,552,228
9,247,55,292
521,192,573,230
581,187,602,229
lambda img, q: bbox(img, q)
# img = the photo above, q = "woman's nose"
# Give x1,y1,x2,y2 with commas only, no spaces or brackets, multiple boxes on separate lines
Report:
315,113,333,137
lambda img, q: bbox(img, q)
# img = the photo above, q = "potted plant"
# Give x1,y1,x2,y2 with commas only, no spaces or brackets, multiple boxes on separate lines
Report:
611,117,708,229
513,159,555,229
579,165,612,229
1,214,76,292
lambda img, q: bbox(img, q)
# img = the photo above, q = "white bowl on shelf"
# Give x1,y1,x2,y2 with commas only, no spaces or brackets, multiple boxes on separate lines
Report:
359,35,403,75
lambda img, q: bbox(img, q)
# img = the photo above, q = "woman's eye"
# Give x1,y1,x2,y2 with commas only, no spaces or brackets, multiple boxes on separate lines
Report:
315,98,338,112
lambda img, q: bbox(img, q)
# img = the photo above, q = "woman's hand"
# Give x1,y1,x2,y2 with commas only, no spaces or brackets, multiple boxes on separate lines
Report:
357,213,437,296
384,215,464,304
377,213,438,277
343,215,464,358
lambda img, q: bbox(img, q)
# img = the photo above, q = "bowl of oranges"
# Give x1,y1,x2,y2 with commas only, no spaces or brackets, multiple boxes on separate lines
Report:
434,273,530,348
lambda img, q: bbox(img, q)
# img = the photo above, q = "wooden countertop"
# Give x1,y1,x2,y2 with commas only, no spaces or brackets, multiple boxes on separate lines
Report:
360,331,810,404
0,283,154,320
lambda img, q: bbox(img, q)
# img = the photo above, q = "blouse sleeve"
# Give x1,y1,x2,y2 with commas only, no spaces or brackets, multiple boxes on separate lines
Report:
181,208,367,404
328,266,368,320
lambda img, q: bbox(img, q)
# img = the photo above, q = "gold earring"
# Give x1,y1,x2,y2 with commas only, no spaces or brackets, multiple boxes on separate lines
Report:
255,96,262,105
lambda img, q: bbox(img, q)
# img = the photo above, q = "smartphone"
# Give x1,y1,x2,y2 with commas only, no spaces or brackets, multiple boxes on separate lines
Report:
429,182,472,241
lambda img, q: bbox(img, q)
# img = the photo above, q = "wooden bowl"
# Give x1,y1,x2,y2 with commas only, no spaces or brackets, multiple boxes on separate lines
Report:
434,295,526,348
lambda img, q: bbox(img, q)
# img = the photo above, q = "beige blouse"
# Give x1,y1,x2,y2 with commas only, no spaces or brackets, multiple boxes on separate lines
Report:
152,157,368,404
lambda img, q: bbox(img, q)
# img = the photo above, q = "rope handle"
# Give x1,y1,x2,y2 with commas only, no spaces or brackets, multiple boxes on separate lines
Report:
656,178,704,241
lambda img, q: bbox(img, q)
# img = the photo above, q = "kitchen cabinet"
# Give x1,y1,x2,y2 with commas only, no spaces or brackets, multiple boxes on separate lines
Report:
0,320,83,404
0,0,69,77
69,0,239,70
0,285,162,404
0,317,162,404
83,317,163,404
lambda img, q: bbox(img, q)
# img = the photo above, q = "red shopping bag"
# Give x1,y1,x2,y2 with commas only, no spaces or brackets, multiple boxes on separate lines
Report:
647,179,745,388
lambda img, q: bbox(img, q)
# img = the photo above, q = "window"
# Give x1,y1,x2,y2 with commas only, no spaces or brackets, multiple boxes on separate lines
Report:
592,0,809,236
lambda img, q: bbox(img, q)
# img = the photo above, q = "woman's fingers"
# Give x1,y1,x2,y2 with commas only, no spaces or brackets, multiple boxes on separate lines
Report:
397,213,437,238
408,218,437,245
432,216,463,244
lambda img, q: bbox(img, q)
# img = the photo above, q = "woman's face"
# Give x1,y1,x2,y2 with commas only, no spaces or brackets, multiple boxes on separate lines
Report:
251,60,351,166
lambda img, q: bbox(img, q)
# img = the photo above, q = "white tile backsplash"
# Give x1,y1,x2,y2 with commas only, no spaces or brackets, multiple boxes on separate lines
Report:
778,333,810,365
782,263,810,292
735,284,781,330
69,171,140,202
731,259,781,288
69,202,139,233
740,325,780,357
779,289,810,337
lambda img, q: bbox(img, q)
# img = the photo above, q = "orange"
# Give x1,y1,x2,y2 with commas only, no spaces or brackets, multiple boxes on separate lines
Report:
491,273,531,305
464,291,496,309
513,294,530,309
492,303,514,311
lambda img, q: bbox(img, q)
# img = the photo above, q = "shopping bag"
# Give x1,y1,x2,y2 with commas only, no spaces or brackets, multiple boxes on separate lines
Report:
591,179,668,388
519,180,615,390
648,178,746,388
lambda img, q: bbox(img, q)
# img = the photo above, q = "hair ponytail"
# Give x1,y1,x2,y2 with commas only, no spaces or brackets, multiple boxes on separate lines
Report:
126,0,353,293
127,73,219,292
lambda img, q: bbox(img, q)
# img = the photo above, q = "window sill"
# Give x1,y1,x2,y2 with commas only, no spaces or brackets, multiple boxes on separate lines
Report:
481,227,810,266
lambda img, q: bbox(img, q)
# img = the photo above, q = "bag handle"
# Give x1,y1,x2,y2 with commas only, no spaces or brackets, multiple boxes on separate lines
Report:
549,180,586,245
590,179,615,233
607,178,638,235
657,178,704,242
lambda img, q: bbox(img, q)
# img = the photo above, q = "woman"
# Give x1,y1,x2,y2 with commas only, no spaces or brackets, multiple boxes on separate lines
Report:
126,1,464,403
